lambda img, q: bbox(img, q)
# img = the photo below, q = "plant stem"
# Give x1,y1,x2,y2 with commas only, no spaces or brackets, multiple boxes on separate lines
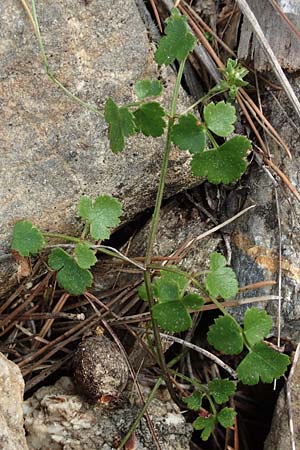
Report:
145,58,186,265
117,376,163,450
143,58,187,407
28,0,102,117
181,88,228,115
43,232,82,243
206,129,219,148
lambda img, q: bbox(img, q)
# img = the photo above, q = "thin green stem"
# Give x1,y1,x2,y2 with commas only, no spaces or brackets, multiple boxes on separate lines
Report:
29,0,102,117
206,129,219,148
171,370,217,415
145,58,186,265
142,58,188,408
117,376,163,450
181,88,228,115
43,232,82,243
116,352,186,450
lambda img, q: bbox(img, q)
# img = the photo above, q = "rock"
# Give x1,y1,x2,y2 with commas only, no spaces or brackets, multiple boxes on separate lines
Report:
228,76,300,343
238,0,300,71
0,0,197,297
264,347,300,450
0,353,29,450
24,376,193,450
73,335,129,400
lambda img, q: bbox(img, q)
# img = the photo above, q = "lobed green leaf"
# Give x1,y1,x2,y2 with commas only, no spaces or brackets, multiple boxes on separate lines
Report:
237,342,290,385
12,220,45,257
193,415,215,441
208,379,236,404
78,195,122,241
191,135,251,184
155,279,180,303
155,8,196,65
244,307,273,346
182,293,204,310
134,102,166,137
205,252,238,300
207,315,244,355
154,270,189,298
48,248,93,295
171,114,205,154
74,243,97,269
104,98,136,153
184,391,203,411
134,79,163,99
217,407,236,428
204,101,236,137
152,301,192,332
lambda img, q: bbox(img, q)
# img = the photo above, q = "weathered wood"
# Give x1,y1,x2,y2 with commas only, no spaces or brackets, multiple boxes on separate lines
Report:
238,0,300,71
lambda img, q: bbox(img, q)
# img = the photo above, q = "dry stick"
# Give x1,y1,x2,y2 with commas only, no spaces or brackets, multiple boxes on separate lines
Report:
109,294,279,325
176,204,256,255
32,292,70,350
149,0,163,32
239,89,292,159
268,0,300,43
235,0,300,122
274,188,283,391
286,343,300,450
264,157,300,202
0,312,85,321
159,333,237,379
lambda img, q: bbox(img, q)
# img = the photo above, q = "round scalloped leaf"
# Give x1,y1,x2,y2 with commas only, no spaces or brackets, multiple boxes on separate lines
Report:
48,248,93,295
191,135,251,184
171,114,205,154
104,98,136,153
204,101,236,137
208,379,236,404
205,253,238,300
153,270,189,298
78,195,122,241
11,220,45,257
237,342,290,385
243,307,273,346
134,79,163,99
153,301,192,332
156,279,180,303
217,407,237,428
134,102,166,137
155,8,196,65
183,391,203,411
192,416,215,441
74,243,97,269
182,293,204,310
207,315,244,355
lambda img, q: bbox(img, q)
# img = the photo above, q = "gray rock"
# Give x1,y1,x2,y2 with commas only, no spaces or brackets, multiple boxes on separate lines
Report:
0,0,197,297
264,347,300,450
24,376,193,450
0,353,29,450
228,76,300,343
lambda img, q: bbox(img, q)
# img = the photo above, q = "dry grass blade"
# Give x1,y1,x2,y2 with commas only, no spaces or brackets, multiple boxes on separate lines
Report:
235,0,300,121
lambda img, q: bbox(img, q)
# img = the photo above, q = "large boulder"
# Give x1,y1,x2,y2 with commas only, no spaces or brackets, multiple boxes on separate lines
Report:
0,353,29,450
0,0,196,296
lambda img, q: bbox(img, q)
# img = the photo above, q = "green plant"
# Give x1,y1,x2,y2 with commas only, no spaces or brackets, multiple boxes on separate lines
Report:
12,195,123,295
13,4,289,446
